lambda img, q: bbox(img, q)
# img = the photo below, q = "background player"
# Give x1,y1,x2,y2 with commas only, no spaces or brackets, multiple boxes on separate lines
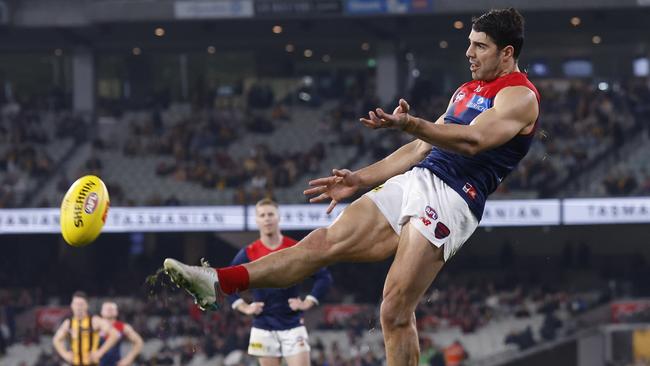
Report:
99,301,144,366
164,8,539,365
53,291,120,365
230,198,332,366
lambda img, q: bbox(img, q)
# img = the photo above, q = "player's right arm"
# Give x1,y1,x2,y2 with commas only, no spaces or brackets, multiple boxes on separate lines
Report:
52,319,74,364
117,323,144,366
229,248,265,316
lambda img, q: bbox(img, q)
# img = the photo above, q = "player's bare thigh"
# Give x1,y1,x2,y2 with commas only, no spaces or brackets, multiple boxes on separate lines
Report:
285,351,310,366
258,357,281,366
300,195,399,264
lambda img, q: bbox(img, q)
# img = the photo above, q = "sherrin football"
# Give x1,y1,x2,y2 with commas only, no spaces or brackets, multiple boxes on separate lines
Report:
60,175,110,247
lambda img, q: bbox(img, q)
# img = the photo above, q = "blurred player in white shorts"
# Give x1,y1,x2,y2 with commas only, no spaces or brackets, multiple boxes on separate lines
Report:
229,199,332,365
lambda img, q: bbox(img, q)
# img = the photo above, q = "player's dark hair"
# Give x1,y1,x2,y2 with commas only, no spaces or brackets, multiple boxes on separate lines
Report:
472,8,525,59
72,291,88,300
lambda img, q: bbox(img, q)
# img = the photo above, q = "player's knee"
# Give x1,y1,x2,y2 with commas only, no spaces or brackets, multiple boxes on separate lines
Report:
380,297,413,331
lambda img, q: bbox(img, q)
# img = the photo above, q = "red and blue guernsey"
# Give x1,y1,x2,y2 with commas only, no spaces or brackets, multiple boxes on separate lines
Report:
228,236,333,331
416,71,540,220
99,321,124,366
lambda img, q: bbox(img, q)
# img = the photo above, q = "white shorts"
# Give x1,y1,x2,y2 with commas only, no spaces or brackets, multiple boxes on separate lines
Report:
248,326,310,358
365,167,479,261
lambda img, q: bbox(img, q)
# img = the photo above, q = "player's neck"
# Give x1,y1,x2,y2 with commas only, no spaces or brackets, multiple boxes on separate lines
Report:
496,63,520,79
260,232,283,249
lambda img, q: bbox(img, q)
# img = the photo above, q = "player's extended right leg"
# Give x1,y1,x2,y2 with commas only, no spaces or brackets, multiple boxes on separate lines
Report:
162,196,398,309
163,258,224,311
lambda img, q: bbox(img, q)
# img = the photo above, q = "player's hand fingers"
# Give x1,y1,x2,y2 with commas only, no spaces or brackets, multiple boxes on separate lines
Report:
369,110,383,123
326,199,338,214
332,169,349,178
310,193,330,203
304,185,328,196
399,98,410,113
308,176,336,187
375,108,393,121
360,117,378,129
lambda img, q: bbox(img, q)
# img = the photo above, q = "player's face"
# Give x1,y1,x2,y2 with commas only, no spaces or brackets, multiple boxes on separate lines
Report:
466,30,502,81
101,302,118,320
70,296,88,318
255,204,280,236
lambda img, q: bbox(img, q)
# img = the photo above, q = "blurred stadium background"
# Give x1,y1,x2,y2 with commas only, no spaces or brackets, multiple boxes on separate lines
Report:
1,0,650,365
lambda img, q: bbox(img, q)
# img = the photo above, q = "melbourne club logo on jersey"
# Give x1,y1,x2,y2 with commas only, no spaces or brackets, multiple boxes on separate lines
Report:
434,222,450,240
453,91,466,103
463,182,477,200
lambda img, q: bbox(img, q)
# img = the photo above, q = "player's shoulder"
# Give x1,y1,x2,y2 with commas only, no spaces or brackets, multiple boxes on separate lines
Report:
497,72,537,91
283,236,299,246
489,72,539,100
113,320,125,332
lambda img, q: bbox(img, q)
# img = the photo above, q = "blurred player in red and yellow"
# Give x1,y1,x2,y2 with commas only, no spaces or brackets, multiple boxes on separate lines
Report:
53,292,120,366
230,199,332,366
99,301,143,366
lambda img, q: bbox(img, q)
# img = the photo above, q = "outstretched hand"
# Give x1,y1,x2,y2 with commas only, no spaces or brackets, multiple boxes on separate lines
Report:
304,169,361,214
360,98,412,130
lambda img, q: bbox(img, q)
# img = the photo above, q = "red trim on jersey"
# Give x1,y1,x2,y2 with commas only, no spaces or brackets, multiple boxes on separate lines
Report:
246,236,298,261
113,320,125,333
451,71,540,136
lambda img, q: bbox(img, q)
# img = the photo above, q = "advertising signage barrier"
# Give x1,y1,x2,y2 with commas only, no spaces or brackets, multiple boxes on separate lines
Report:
1,197,649,233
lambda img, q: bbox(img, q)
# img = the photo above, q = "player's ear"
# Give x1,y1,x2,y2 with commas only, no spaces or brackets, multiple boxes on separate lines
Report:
501,45,515,60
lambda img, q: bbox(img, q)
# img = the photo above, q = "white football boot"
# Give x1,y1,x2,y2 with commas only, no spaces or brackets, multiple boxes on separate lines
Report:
163,258,223,311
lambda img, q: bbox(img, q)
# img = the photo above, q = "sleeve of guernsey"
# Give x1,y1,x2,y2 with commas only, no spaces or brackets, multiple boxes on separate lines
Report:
228,248,250,310
306,267,333,306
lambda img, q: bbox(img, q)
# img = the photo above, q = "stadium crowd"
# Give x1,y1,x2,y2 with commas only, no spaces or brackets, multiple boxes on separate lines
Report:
2,76,650,208
0,268,614,366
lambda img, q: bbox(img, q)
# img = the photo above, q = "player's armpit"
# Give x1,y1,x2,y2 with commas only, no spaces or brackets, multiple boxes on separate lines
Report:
466,86,539,153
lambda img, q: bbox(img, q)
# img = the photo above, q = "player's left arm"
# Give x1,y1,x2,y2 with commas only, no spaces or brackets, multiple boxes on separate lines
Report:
90,316,120,362
288,267,333,311
368,86,539,156
117,324,144,366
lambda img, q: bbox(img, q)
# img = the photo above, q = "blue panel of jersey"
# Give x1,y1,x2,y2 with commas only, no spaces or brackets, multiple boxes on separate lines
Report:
416,97,534,220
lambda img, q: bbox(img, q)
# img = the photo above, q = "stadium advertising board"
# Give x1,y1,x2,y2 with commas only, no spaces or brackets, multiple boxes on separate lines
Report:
174,0,254,19
254,0,342,17
3,198,650,233
0,207,245,234
563,197,650,225
344,0,433,15
246,204,349,230
480,199,561,227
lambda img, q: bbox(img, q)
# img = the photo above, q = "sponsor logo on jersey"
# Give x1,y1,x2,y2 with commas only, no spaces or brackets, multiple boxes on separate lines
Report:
466,94,491,112
434,222,450,239
463,183,477,200
420,217,432,227
474,85,483,92
249,342,263,350
425,206,438,220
